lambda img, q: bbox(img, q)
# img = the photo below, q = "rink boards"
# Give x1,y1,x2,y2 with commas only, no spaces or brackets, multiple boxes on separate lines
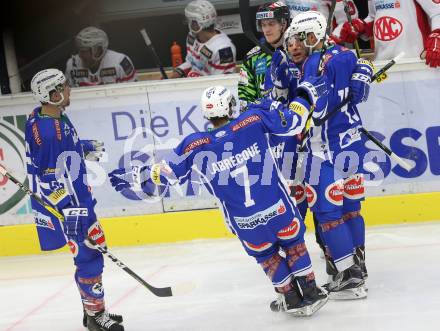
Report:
1,59,440,256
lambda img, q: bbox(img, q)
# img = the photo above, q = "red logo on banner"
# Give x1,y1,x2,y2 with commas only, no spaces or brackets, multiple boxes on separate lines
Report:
374,16,403,41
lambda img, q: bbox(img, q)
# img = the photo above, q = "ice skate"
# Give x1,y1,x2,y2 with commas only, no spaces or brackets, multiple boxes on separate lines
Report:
86,310,124,331
83,310,123,328
270,276,328,316
324,264,367,300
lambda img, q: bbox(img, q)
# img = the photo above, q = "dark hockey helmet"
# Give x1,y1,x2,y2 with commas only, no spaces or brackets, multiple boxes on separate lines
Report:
256,1,291,32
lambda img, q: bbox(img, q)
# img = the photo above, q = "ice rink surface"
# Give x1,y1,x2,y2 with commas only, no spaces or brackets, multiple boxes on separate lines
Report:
1,222,440,331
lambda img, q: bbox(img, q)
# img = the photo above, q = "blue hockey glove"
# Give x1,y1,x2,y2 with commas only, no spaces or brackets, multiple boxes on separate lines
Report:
270,49,292,90
108,164,165,196
349,59,374,104
62,203,91,243
296,76,328,106
81,140,105,161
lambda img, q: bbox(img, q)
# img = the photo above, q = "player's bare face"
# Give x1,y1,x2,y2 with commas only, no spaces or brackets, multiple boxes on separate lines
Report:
261,19,283,46
50,82,71,107
287,37,307,64
188,20,202,34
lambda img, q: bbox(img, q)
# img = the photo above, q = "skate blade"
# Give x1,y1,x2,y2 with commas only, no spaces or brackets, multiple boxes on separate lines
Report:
285,296,329,317
328,285,368,300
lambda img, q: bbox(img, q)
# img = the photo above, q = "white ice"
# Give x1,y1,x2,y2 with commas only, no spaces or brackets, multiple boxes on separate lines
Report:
1,222,440,331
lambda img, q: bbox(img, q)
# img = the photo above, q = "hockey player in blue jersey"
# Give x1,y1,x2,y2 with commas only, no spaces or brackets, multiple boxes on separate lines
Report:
109,82,329,316
276,11,374,300
25,69,123,331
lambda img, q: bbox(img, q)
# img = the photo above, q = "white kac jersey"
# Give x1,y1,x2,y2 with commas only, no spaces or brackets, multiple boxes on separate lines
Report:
65,49,137,87
365,0,440,61
282,0,359,39
177,30,237,77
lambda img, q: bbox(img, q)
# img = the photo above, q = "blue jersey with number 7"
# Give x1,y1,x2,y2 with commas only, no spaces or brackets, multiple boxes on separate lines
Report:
159,101,308,245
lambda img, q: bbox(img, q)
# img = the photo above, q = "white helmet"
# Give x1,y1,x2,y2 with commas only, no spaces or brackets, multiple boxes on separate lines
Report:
185,0,217,34
75,26,109,60
30,69,66,105
289,11,327,49
201,86,236,119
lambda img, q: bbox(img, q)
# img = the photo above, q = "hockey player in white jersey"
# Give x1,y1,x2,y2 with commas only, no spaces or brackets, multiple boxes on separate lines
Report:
65,26,137,87
346,0,440,66
170,0,237,78
282,0,360,44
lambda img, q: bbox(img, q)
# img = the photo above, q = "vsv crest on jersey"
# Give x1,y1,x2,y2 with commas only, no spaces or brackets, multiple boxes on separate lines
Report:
234,199,286,229
34,211,55,230
339,127,361,148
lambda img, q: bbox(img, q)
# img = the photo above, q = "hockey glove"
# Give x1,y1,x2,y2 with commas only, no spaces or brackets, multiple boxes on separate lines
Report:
270,49,292,89
349,59,374,104
296,75,329,108
351,19,374,38
62,203,91,243
425,29,440,68
108,165,163,195
81,140,105,161
338,22,359,44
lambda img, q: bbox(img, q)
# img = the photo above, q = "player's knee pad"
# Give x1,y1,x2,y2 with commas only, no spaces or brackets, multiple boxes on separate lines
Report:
284,242,312,276
75,272,105,314
258,251,293,288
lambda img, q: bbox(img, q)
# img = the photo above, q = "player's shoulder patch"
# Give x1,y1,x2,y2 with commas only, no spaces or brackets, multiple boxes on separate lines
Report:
218,47,234,64
100,67,117,77
200,45,213,59
54,119,62,141
187,34,195,46
31,122,42,146
232,114,261,132
183,135,212,154
119,57,134,76
246,45,262,59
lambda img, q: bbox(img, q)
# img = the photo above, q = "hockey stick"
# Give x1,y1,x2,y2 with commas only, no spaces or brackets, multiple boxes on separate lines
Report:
140,28,169,79
317,0,337,74
342,0,362,58
358,128,413,172
0,165,173,297
239,0,274,55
